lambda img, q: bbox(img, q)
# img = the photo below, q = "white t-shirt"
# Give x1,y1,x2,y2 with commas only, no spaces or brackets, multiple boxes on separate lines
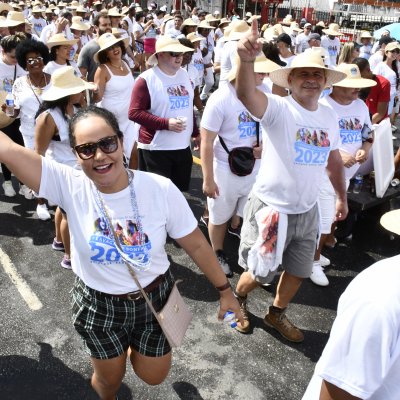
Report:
190,48,204,83
302,256,400,400
296,32,310,54
220,39,239,84
252,95,339,214
368,51,383,71
43,60,82,77
165,27,183,39
29,16,47,36
139,65,194,151
122,15,134,35
359,44,372,60
0,60,26,93
214,37,225,64
321,96,372,180
199,33,214,65
373,61,397,98
39,159,197,293
279,54,296,67
320,36,340,66
201,83,261,170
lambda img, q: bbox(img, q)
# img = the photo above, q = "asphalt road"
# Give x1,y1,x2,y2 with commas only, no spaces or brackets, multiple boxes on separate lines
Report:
0,162,399,400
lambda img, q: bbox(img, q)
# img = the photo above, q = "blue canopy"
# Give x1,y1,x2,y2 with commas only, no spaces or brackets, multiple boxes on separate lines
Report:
374,23,400,40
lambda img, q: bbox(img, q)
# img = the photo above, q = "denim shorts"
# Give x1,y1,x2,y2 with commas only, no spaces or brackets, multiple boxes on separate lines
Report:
239,193,319,283
70,269,174,359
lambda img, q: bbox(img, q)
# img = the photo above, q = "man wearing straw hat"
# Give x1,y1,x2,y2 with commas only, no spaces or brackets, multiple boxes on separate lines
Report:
310,64,376,287
28,5,46,36
302,210,400,399
128,37,196,192
321,23,343,67
232,20,348,342
295,22,312,54
359,31,373,60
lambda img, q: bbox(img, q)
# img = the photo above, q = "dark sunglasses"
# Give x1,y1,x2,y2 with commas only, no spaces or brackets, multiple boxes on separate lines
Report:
168,52,183,57
74,135,119,160
390,49,400,54
26,56,43,65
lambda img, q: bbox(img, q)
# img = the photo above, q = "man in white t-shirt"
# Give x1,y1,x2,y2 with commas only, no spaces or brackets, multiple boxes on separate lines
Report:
311,64,376,287
295,22,312,54
368,35,394,71
197,20,215,101
29,7,47,36
232,20,348,342
302,209,400,399
320,24,343,67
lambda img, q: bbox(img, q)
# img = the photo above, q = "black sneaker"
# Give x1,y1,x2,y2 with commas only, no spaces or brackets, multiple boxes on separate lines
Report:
215,250,233,278
228,225,241,239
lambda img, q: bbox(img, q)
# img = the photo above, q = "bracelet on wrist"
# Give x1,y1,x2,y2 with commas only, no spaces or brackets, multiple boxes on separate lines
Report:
216,281,231,292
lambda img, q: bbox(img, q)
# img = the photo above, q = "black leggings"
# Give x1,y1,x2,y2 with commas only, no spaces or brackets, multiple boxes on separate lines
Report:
1,119,24,181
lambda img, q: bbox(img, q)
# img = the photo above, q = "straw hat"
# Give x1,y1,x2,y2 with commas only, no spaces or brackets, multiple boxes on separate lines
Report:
380,210,400,235
263,23,283,42
360,31,373,39
269,51,347,88
31,6,44,13
197,20,216,30
316,21,326,28
385,41,400,53
94,32,125,63
227,53,281,81
42,66,95,101
205,14,219,23
228,20,250,40
135,6,143,12
323,23,343,36
147,36,194,65
58,1,68,6
282,14,294,26
111,27,129,48
68,0,79,9
108,8,122,17
121,6,129,14
4,11,25,26
70,16,90,31
163,14,173,23
10,3,21,11
332,64,376,88
46,33,78,48
45,8,53,14
0,3,13,14
181,18,197,28
76,5,88,13
218,17,229,27
92,1,102,6
186,32,203,43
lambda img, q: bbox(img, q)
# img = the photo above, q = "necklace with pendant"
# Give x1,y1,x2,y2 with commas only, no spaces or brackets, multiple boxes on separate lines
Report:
110,61,124,71
28,74,47,99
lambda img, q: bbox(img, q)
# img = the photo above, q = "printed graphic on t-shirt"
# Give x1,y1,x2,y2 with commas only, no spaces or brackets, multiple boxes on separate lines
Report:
193,58,204,71
238,111,256,139
89,217,152,265
338,117,362,144
294,127,330,165
167,84,190,110
327,45,338,57
2,77,13,92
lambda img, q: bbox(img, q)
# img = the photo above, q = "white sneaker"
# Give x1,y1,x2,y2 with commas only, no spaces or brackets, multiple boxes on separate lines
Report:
319,254,331,267
391,125,397,132
36,203,51,220
2,181,16,197
310,262,329,286
19,185,34,200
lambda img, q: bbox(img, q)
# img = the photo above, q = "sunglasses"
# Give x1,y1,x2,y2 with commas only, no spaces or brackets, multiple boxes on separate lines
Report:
168,52,183,57
74,135,119,160
26,56,43,65
390,49,400,54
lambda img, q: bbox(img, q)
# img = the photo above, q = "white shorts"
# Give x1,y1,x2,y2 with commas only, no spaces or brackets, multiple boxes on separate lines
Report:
208,161,258,225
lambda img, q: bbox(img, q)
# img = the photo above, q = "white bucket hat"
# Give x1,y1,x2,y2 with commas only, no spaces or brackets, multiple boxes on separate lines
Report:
323,23,343,36
42,66,95,101
269,51,347,88
380,210,400,235
46,33,78,48
332,64,377,88
228,20,250,41
70,16,90,31
94,33,126,63
147,36,194,65
360,31,373,39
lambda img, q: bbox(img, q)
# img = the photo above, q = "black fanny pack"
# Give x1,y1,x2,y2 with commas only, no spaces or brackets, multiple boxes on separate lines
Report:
219,122,259,177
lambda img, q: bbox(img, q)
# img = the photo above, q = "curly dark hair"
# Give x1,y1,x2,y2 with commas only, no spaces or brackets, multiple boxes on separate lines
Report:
15,38,50,69
97,41,126,64
69,106,123,148
0,33,26,53
35,96,71,121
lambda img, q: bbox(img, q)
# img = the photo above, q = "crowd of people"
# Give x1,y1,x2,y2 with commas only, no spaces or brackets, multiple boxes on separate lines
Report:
0,1,399,399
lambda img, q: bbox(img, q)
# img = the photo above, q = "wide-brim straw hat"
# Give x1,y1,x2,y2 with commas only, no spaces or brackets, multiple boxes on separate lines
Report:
92,1,102,6
0,3,13,13
283,21,302,34
197,20,216,30
380,210,400,235
316,21,326,28
227,53,281,81
4,11,25,26
111,27,129,48
147,36,194,65
94,32,125,63
71,16,90,31
46,33,78,48
360,31,373,39
181,18,197,28
108,8,123,17
187,32,203,43
76,5,88,13
333,63,377,88
205,14,219,23
269,51,347,88
218,17,229,27
323,23,343,36
121,6,129,14
263,23,284,42
31,6,44,13
228,20,250,41
42,66,95,101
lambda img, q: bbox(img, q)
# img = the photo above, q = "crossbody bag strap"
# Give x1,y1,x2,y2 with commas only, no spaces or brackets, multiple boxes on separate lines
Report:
256,121,260,147
98,194,164,325
13,65,16,82
218,135,230,154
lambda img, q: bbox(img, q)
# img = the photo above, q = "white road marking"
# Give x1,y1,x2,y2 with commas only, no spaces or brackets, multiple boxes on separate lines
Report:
0,247,43,310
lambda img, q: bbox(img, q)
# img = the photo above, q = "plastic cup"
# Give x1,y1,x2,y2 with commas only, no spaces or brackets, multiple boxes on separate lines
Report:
177,116,187,129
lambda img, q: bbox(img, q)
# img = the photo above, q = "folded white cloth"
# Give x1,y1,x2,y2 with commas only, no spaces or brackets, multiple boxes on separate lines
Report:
247,206,288,278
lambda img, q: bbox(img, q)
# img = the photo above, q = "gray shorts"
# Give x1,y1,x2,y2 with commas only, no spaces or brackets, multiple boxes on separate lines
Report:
239,193,319,283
